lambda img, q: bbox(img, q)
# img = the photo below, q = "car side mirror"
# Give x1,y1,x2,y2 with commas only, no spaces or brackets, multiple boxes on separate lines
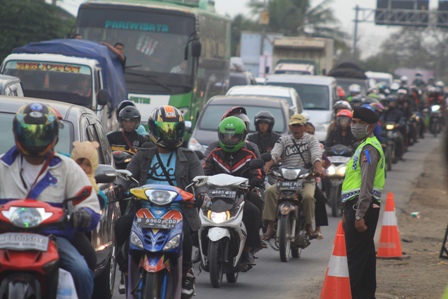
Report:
97,89,109,106
95,164,117,184
192,41,201,58
185,120,192,132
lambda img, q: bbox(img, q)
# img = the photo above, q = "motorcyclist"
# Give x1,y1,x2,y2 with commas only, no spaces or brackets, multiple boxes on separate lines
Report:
337,86,347,101
347,84,361,102
380,96,406,161
325,109,358,149
399,75,409,90
246,111,281,154
114,105,206,299
349,95,364,110
327,100,352,134
412,72,426,89
262,114,325,240
203,116,264,264
107,105,150,153
116,100,150,137
0,102,100,299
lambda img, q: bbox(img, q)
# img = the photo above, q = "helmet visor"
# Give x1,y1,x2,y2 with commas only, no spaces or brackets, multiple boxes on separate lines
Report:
15,122,56,149
152,121,185,142
218,132,244,146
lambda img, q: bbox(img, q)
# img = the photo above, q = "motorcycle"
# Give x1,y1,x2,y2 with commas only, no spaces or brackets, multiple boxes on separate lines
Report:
383,122,398,170
120,182,194,299
113,150,134,170
325,144,352,217
192,158,264,288
0,186,92,299
269,166,319,262
429,104,442,137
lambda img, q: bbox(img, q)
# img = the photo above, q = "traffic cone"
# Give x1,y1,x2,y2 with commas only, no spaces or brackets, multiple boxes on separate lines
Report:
377,192,408,259
320,221,351,299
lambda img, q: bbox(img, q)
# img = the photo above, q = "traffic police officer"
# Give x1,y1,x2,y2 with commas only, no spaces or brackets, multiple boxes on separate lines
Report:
341,106,386,299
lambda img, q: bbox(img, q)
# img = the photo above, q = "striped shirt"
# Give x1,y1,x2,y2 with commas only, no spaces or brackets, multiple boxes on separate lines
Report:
271,133,322,168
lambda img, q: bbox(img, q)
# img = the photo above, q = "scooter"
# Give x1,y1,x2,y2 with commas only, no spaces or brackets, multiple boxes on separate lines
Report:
0,186,92,299
429,104,442,137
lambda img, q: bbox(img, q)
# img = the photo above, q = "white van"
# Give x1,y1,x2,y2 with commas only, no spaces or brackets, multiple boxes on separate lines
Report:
265,74,339,141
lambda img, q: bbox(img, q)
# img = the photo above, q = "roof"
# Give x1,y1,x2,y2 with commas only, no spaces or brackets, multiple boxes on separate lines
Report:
206,95,289,108
227,85,293,97
266,74,336,85
4,53,100,66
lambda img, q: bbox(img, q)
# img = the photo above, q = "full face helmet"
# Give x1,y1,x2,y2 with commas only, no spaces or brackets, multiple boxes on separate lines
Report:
118,106,141,129
13,103,59,157
218,116,246,153
148,105,185,149
254,111,275,132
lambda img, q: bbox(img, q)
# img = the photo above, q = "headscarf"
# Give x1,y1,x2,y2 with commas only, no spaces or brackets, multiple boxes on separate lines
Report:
71,141,100,192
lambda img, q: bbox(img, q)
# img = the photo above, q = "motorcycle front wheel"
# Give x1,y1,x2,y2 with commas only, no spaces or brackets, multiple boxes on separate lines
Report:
386,145,392,171
141,272,161,299
279,214,292,262
328,186,340,217
209,240,224,288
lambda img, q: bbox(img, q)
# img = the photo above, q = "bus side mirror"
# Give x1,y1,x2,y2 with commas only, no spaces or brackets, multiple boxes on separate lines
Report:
192,41,201,58
97,89,109,106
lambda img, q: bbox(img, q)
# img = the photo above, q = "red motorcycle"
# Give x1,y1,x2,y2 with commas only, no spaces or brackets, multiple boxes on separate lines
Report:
0,186,92,299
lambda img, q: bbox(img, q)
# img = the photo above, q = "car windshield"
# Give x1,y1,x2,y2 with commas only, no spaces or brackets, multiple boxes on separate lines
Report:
336,79,368,96
229,90,293,107
0,113,72,156
198,104,286,133
266,82,329,110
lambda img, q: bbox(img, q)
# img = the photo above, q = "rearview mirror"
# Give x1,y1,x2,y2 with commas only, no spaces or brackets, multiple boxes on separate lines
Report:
97,89,109,106
95,164,117,184
192,40,202,58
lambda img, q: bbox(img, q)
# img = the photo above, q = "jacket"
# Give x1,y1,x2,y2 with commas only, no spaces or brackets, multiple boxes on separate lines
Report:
325,127,358,148
107,130,149,153
246,132,281,154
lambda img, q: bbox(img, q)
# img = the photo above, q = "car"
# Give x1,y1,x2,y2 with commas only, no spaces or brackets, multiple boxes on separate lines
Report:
265,74,339,142
0,74,24,96
0,96,119,299
226,85,303,114
188,95,292,153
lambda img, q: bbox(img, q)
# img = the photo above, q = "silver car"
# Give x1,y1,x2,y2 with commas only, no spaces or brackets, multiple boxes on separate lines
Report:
0,74,24,96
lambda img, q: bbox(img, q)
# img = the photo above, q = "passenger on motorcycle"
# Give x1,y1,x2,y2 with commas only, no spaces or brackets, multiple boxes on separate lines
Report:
107,105,151,153
203,116,265,263
116,100,150,137
325,109,358,149
0,103,101,299
262,114,325,240
247,111,281,154
114,105,206,299
327,100,352,134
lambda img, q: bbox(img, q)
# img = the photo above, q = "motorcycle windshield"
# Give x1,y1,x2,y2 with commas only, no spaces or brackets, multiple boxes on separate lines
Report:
210,198,235,213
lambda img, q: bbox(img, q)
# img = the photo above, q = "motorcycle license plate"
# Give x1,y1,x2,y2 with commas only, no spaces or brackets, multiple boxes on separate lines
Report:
210,190,237,198
0,233,49,251
278,181,301,190
328,156,350,164
136,218,178,229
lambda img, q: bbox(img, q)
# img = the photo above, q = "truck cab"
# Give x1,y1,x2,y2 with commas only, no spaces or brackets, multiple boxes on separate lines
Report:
0,74,24,96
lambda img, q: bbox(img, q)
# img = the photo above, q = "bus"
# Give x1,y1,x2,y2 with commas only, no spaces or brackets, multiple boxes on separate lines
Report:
76,0,231,140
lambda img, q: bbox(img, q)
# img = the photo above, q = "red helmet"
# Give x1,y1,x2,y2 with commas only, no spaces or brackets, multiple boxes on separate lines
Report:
337,86,346,98
221,106,247,120
336,109,353,119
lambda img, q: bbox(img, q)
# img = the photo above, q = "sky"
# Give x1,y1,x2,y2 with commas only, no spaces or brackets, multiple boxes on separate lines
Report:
51,0,440,58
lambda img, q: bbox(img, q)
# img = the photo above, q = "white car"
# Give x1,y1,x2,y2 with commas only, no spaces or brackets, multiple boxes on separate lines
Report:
226,85,303,114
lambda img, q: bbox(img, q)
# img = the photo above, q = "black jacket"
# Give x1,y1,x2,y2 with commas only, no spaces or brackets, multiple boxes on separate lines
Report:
325,127,358,148
246,132,281,154
107,130,149,153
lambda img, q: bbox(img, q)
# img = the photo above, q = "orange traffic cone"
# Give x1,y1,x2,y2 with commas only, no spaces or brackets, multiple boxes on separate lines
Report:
320,221,352,299
377,192,408,259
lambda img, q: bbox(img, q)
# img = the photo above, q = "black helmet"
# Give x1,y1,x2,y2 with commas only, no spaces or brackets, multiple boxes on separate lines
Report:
148,105,185,149
118,106,141,129
116,100,136,120
13,103,59,157
254,111,275,132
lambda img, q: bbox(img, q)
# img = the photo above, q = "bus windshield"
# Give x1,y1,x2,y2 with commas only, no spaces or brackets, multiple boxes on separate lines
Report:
77,6,196,92
3,60,94,108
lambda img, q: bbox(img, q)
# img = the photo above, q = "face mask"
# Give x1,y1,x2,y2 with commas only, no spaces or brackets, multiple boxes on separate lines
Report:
351,123,369,139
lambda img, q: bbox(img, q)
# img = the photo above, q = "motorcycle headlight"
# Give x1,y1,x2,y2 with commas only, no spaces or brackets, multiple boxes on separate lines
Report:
209,211,229,224
188,137,206,153
386,124,394,130
337,166,346,176
3,207,53,228
327,165,336,176
145,190,177,205
130,231,144,249
163,234,181,251
282,168,301,180
431,105,441,112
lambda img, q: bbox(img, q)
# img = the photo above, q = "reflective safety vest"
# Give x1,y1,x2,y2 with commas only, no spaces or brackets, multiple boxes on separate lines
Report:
341,136,385,203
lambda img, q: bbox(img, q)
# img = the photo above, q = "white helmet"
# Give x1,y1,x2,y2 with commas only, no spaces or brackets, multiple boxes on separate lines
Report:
400,75,408,83
435,81,445,88
349,84,361,93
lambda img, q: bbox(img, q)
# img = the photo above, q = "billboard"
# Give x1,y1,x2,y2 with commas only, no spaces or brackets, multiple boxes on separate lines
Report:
375,0,429,26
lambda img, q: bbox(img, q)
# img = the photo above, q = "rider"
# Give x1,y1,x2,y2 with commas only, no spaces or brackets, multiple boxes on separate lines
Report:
107,105,149,153
347,84,361,102
325,109,358,149
327,100,352,134
203,116,264,264
380,95,406,161
246,111,281,154
116,100,149,137
0,103,100,299
114,105,206,299
262,114,325,240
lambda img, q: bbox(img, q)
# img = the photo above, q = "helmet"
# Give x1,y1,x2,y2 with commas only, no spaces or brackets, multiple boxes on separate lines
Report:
118,106,141,129
221,106,247,120
13,103,59,157
234,114,250,133
337,86,346,98
254,111,275,132
400,75,408,83
436,81,445,88
336,109,352,118
370,102,385,113
350,95,364,109
116,100,136,120
148,105,185,149
218,116,246,153
364,96,379,104
333,100,352,112
397,89,407,95
389,82,400,93
349,84,361,93
361,103,376,112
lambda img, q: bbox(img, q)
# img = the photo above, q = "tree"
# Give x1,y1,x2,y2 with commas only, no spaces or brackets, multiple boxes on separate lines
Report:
0,0,75,61
231,14,258,56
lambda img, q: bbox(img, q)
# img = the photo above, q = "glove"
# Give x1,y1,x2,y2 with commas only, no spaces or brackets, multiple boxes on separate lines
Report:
70,208,92,229
249,179,262,188
196,193,211,210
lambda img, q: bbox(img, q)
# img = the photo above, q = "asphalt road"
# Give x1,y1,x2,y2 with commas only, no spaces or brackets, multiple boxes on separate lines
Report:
111,133,441,299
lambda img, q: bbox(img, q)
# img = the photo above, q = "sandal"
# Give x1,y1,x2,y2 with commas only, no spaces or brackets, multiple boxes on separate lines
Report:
261,230,275,241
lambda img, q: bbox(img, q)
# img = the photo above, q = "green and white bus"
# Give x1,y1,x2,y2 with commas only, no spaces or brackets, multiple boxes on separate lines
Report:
76,0,231,139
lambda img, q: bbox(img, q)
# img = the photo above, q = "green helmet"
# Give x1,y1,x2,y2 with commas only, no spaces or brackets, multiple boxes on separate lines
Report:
218,116,246,153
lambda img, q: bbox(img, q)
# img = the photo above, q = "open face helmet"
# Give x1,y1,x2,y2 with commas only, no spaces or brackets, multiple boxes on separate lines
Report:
118,106,141,129
336,109,352,128
254,111,275,132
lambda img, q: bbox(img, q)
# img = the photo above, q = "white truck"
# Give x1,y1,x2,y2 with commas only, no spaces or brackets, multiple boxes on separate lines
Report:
272,36,334,76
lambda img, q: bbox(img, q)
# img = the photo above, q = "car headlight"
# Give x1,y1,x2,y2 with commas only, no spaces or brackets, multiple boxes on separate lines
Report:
209,211,229,223
327,165,336,176
3,207,53,228
145,190,177,205
188,137,206,153
163,234,181,251
130,231,143,249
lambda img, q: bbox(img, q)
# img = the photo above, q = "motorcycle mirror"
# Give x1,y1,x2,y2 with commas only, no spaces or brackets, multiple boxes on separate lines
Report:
63,186,93,206
260,153,272,162
95,164,117,184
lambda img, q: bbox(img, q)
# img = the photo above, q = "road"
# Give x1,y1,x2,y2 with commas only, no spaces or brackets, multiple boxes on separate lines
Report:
111,134,441,299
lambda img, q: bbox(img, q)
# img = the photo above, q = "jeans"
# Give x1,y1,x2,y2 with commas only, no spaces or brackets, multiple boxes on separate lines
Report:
55,237,94,299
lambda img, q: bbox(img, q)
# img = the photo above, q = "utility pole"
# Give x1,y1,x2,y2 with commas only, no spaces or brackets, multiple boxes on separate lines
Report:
259,0,269,77
353,5,359,58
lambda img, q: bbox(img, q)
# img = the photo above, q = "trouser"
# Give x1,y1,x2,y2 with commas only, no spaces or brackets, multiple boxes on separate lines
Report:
343,200,380,299
55,237,94,299
71,232,97,272
262,182,315,225
314,185,328,227
115,213,194,275
243,199,262,249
